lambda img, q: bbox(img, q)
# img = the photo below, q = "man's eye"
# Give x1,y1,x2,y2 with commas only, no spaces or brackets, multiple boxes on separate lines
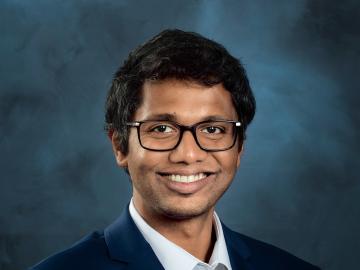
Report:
202,126,224,134
152,125,174,133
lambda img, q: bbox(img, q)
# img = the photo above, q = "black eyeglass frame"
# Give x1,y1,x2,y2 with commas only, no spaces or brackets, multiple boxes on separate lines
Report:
126,120,243,152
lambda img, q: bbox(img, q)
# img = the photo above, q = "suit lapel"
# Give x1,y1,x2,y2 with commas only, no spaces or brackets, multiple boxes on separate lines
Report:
104,205,164,270
222,223,256,270
104,206,257,270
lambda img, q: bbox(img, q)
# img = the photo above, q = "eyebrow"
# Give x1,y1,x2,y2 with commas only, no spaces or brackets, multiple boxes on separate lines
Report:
143,114,234,122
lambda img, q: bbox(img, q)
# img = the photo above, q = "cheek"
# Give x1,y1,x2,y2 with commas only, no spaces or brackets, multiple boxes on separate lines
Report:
127,136,167,178
214,150,240,177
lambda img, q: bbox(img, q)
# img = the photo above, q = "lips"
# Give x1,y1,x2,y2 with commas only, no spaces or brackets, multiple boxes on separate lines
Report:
157,171,216,194
158,171,213,182
166,173,207,183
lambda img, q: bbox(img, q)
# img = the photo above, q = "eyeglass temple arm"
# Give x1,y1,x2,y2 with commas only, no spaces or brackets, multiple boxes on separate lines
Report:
126,122,141,127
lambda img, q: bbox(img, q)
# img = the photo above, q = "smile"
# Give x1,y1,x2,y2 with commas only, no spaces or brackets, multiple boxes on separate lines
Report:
157,171,216,194
166,173,208,183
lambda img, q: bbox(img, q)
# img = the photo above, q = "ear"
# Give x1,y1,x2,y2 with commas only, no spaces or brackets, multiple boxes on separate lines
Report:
110,131,128,168
236,143,244,168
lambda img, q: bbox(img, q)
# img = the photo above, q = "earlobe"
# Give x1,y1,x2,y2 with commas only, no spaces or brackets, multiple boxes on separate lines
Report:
115,149,128,168
111,132,128,168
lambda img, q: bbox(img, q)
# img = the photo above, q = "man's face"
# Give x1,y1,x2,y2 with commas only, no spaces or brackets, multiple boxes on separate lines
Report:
113,79,242,220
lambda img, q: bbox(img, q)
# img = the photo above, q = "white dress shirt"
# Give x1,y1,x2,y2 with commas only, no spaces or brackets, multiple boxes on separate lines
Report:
129,199,232,270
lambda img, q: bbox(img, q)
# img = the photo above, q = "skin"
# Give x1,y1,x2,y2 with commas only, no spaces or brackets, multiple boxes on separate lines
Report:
112,79,243,262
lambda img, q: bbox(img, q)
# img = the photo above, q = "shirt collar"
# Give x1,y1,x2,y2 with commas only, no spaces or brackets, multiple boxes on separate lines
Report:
129,198,232,270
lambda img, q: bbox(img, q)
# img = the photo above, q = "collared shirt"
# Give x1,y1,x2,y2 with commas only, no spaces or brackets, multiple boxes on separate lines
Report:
129,199,232,270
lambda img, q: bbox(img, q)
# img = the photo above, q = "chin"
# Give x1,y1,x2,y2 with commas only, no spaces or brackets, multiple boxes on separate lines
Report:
157,201,213,220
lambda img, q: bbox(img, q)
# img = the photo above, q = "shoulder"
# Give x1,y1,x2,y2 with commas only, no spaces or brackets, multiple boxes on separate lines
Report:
29,231,123,270
223,225,321,270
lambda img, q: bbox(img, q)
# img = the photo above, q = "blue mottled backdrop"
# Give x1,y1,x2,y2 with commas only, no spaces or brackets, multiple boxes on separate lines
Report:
1,0,359,269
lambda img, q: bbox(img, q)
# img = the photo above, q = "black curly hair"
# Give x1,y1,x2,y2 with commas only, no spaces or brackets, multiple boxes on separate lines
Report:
105,29,256,155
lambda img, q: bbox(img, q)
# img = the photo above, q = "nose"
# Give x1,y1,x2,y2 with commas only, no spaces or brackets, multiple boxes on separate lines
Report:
169,130,207,164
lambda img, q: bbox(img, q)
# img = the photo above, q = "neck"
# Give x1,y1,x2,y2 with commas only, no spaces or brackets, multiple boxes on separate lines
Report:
133,200,216,262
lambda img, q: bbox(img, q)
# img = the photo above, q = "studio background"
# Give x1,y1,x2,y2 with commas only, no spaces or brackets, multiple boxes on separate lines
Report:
1,0,359,269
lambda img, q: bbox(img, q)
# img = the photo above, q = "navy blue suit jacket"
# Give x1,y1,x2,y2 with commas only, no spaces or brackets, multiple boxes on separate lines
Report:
30,206,320,270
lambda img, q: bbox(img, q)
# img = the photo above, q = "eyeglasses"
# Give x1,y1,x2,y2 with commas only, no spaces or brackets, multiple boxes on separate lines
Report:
126,120,242,152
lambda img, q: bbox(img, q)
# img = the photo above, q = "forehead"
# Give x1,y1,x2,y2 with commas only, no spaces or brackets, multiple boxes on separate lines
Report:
134,79,238,123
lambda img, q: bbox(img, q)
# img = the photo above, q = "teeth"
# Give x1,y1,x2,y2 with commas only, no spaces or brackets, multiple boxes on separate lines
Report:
167,173,208,183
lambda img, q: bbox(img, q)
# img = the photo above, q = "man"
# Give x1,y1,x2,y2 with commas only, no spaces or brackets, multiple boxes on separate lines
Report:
30,29,320,269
